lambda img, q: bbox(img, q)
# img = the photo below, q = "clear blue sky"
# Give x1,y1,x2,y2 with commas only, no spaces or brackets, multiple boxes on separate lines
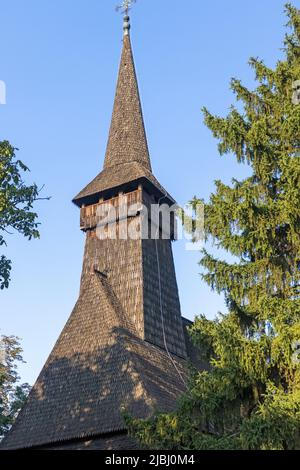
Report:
0,0,294,385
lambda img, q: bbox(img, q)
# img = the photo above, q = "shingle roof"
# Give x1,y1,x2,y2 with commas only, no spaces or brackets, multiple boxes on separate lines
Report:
72,33,174,208
104,34,151,171
0,272,187,450
72,162,175,207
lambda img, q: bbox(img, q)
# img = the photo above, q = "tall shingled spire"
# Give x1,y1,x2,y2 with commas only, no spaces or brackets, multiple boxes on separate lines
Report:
73,8,174,207
0,7,199,451
104,14,152,171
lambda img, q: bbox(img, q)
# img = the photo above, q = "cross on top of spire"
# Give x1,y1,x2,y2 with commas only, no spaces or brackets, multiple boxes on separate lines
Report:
116,0,137,35
116,0,136,16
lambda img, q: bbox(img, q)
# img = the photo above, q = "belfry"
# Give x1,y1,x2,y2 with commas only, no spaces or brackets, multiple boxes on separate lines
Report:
1,8,197,450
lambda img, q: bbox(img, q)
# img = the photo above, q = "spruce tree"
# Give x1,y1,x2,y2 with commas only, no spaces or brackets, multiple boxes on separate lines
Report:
127,4,300,450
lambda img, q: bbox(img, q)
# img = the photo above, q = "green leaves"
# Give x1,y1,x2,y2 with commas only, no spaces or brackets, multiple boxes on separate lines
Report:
0,255,12,290
240,384,300,450
0,336,30,439
0,140,42,289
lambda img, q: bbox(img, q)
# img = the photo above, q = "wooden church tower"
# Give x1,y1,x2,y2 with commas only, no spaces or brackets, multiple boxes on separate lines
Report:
1,9,196,450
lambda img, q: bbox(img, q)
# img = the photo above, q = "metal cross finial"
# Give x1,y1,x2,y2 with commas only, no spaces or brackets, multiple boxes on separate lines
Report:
116,0,137,16
116,0,137,36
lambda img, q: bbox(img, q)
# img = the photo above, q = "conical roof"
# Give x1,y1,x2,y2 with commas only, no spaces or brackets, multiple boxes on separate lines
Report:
73,32,174,207
104,34,151,171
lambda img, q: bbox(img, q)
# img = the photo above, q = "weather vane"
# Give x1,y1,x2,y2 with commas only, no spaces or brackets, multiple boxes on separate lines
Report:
116,0,137,17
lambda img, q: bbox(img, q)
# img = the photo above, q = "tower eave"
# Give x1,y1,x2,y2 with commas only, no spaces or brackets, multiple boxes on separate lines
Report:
72,163,176,208
72,181,175,209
